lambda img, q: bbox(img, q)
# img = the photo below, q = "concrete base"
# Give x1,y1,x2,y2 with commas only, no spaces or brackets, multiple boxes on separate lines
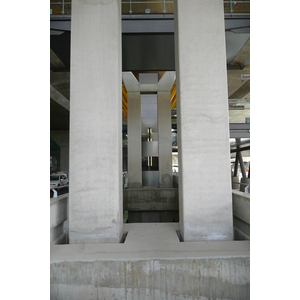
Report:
51,223,250,299
232,176,240,190
128,211,178,223
123,187,178,211
240,178,250,193
232,190,250,240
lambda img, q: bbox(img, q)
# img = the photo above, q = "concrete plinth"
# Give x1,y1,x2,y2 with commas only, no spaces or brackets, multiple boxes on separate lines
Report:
240,177,250,192
232,176,240,190
174,0,233,241
51,223,250,300
69,0,122,243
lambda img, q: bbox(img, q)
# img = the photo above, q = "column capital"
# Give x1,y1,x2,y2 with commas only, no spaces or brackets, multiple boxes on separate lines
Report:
157,71,176,92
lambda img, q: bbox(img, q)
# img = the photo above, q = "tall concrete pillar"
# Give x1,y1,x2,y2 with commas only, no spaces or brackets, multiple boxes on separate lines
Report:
69,0,122,243
174,0,233,241
127,91,142,188
157,72,175,188
50,130,69,171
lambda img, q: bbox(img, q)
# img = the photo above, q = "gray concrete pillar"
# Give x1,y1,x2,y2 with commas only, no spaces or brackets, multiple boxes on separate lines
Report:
127,92,142,188
157,91,173,187
50,130,69,172
174,0,233,241
157,72,175,188
69,0,122,243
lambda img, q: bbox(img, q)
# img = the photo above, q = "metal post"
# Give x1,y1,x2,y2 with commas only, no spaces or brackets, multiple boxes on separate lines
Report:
129,0,132,14
237,151,246,178
248,162,250,178
233,153,239,177
163,0,166,14
62,0,65,14
230,0,233,13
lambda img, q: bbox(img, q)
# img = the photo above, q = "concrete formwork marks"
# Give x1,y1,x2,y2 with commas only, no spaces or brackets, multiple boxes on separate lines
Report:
50,257,249,299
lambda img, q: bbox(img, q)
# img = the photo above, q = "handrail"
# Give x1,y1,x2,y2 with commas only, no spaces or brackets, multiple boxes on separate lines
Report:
50,0,249,15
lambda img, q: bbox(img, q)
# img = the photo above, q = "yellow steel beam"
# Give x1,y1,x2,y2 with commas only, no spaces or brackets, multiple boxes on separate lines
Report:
171,95,177,110
170,81,176,101
122,96,127,117
122,84,127,102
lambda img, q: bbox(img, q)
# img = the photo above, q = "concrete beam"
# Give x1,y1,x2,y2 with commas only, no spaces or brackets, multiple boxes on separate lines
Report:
157,71,176,91
230,38,250,68
50,48,66,69
122,72,140,92
50,85,70,111
229,79,250,99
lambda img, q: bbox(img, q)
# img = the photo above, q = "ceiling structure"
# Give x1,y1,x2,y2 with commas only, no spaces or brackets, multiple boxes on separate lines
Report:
50,0,250,150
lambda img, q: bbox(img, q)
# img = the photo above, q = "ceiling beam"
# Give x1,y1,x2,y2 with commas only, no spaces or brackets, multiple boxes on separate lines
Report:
229,39,250,69
50,48,65,69
50,85,70,111
229,79,250,99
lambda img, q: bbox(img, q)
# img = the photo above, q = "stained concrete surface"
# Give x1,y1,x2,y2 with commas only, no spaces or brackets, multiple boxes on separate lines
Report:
51,223,250,299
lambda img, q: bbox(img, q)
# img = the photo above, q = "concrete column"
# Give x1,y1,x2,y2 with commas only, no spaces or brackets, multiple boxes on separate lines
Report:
174,0,233,241
50,130,69,171
157,72,175,188
127,92,142,188
157,91,173,187
69,0,122,243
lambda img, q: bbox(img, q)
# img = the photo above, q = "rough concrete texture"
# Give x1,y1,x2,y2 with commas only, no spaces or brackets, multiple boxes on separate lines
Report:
50,195,68,244
232,190,250,240
157,91,173,188
123,187,178,211
174,0,233,241
51,223,250,300
127,92,142,188
69,0,123,243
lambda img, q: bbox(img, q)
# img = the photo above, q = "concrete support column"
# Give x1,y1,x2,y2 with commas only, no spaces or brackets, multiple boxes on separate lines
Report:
127,92,142,188
50,130,69,171
174,0,233,241
157,91,172,187
69,0,122,243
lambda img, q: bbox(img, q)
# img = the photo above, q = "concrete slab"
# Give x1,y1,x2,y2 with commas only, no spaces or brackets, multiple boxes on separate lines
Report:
51,224,249,299
51,223,249,262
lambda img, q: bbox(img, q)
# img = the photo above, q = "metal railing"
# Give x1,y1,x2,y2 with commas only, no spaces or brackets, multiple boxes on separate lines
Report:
50,0,249,15
122,0,173,14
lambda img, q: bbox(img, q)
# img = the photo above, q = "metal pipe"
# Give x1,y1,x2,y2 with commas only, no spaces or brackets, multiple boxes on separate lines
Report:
230,0,233,13
129,0,132,14
62,0,64,14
